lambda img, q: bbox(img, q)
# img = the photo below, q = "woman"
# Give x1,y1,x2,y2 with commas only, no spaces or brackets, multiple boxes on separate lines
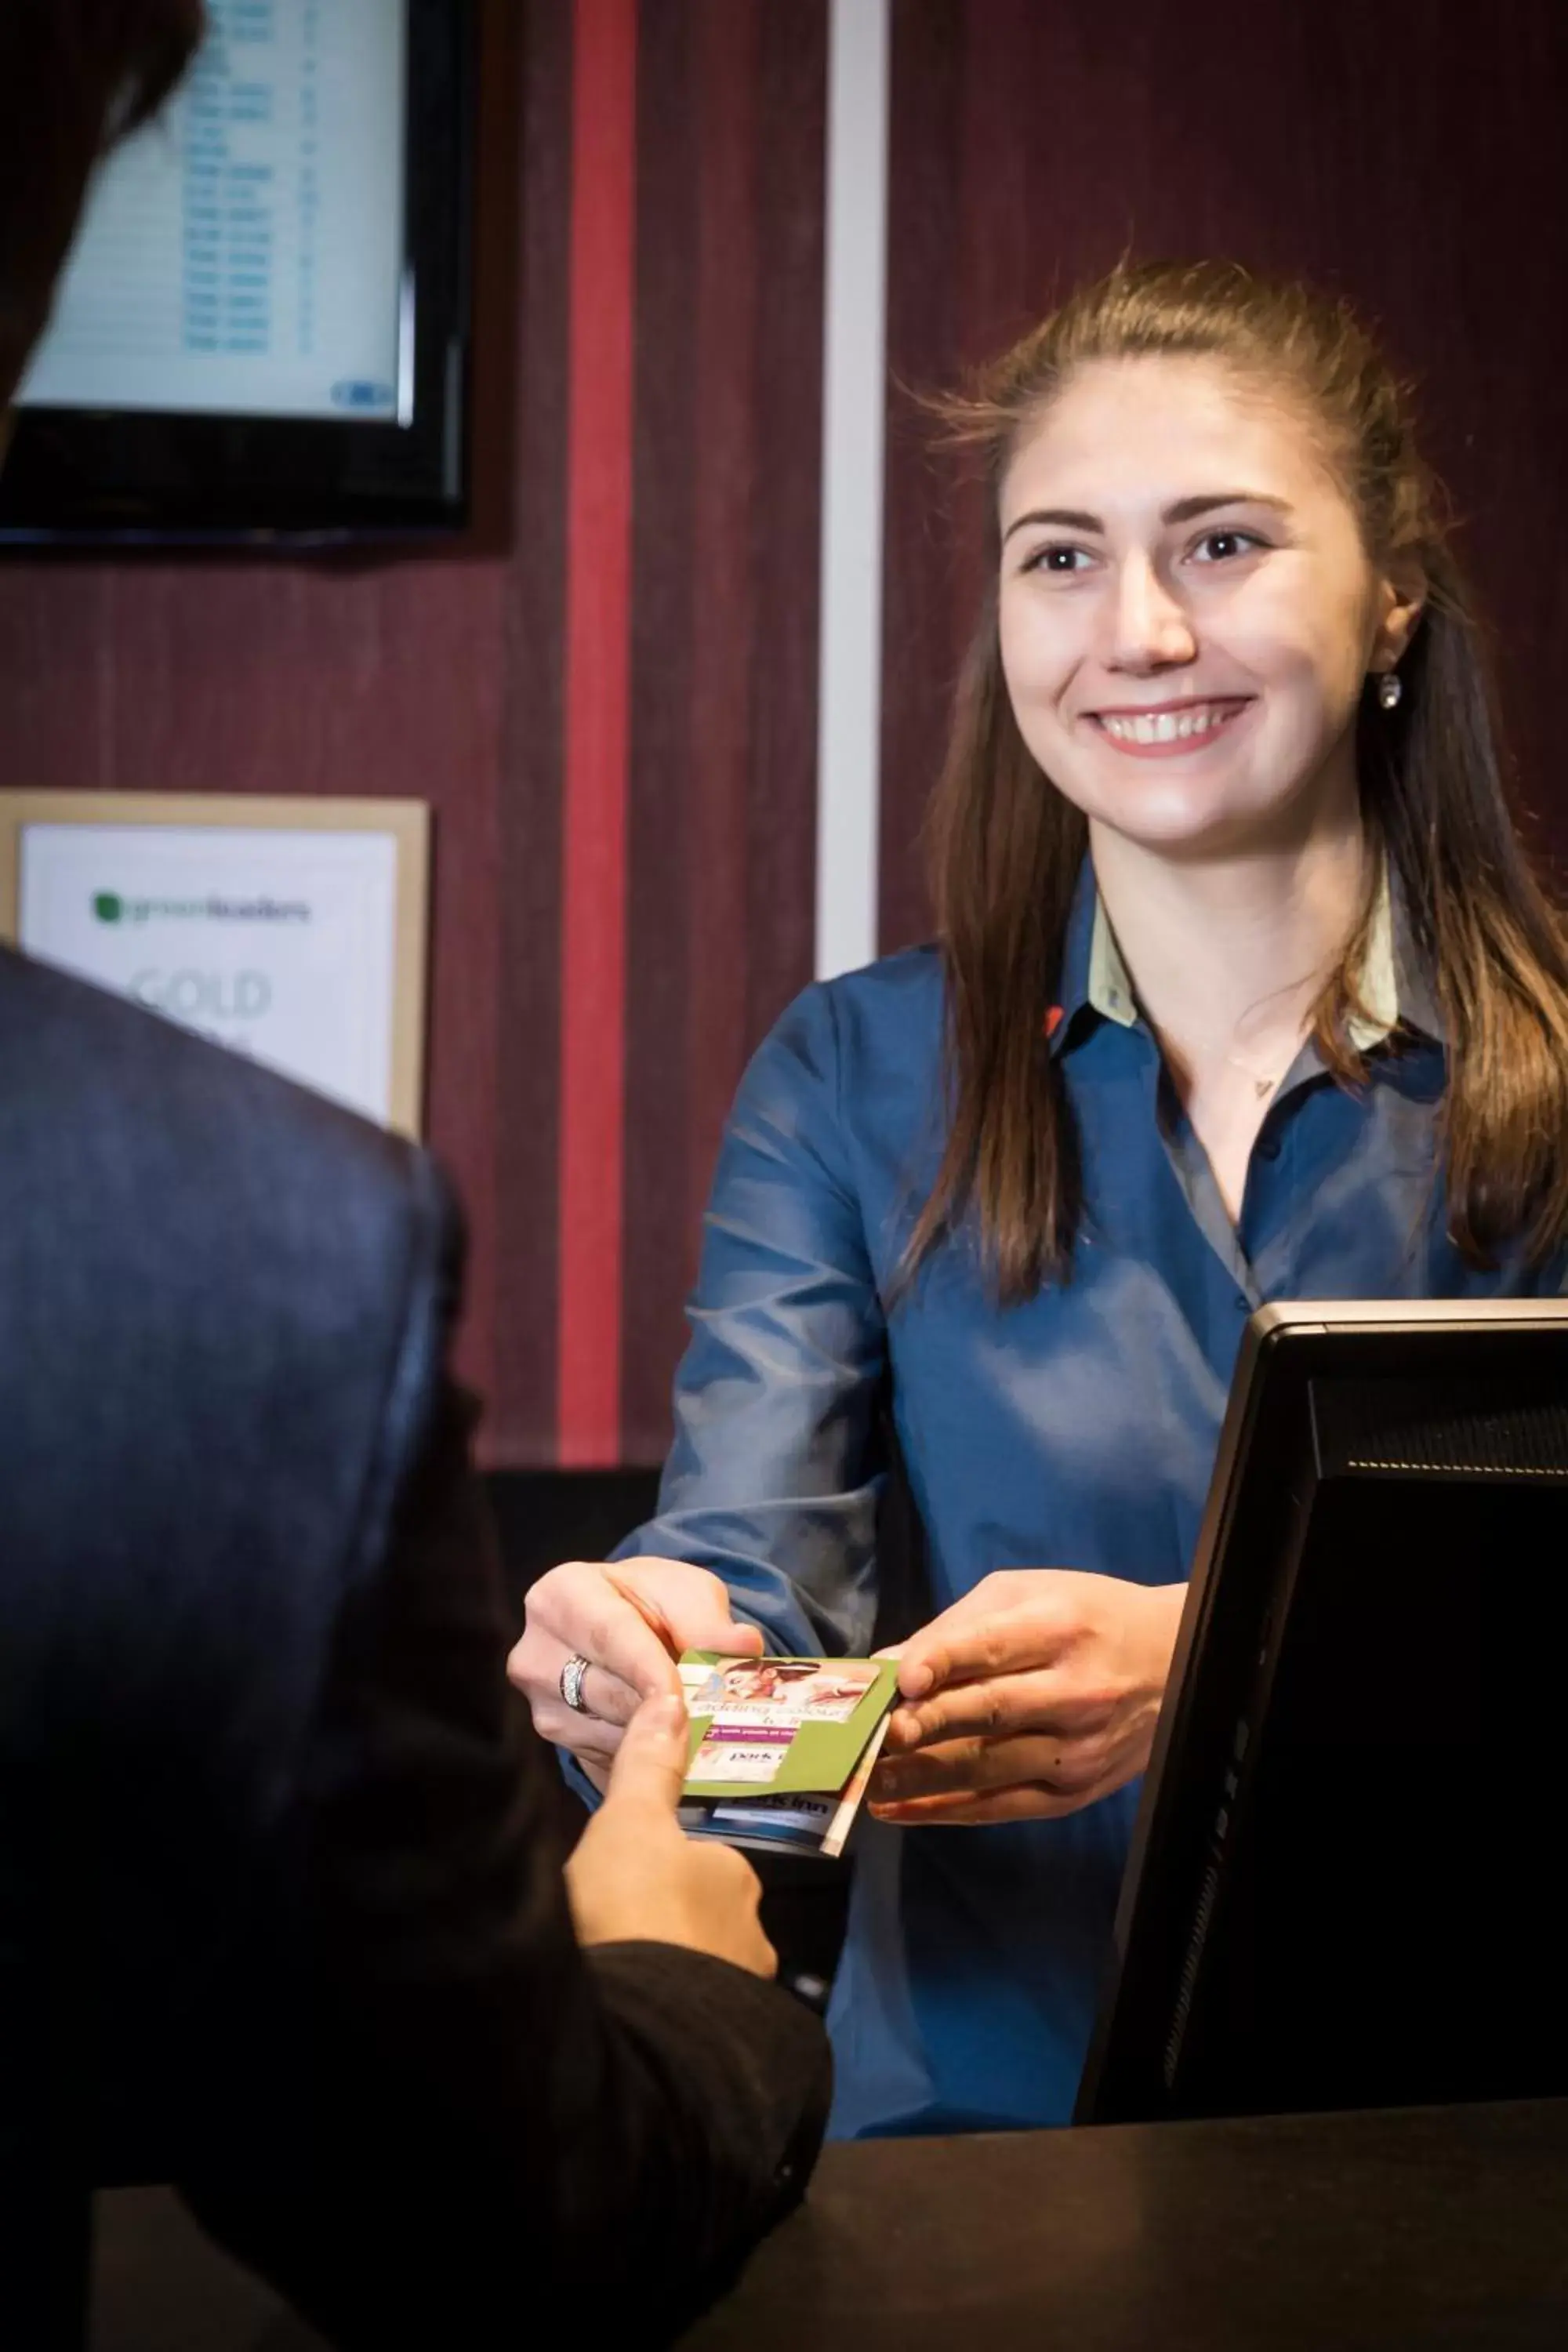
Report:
512,260,1568,2136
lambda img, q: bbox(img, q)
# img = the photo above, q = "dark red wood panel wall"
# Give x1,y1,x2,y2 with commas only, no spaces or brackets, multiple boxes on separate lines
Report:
622,0,826,1457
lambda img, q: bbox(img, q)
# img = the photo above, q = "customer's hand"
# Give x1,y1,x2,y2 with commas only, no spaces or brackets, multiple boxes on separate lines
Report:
868,1570,1185,1826
565,1691,776,1977
510,1556,764,1792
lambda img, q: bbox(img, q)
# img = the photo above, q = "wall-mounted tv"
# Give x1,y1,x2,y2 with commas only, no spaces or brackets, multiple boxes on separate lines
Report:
0,0,474,548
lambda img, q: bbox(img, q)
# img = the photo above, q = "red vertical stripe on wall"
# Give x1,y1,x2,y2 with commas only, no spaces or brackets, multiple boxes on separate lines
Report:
558,0,637,1465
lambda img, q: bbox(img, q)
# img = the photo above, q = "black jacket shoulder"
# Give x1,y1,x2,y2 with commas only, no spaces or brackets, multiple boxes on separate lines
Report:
0,950,459,2166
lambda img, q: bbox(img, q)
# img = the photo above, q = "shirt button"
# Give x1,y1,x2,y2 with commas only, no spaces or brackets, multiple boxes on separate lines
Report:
1235,1293,1250,1312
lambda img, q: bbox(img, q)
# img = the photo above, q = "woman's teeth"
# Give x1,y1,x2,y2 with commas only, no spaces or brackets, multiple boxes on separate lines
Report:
1098,702,1240,745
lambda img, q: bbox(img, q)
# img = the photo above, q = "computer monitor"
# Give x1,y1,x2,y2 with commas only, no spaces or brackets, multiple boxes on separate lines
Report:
0,0,474,544
1078,1298,1568,2126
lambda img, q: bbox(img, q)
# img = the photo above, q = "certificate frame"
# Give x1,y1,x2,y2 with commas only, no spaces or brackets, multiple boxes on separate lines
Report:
0,791,430,1136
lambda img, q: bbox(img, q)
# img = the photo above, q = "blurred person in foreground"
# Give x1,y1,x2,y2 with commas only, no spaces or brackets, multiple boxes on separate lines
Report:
0,5,829,2345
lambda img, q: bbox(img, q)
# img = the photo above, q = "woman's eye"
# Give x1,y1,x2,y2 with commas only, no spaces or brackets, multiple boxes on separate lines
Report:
1192,528,1264,563
1024,543,1092,575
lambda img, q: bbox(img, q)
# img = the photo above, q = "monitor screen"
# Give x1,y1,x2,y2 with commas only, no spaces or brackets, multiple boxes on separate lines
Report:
0,0,471,545
20,0,408,427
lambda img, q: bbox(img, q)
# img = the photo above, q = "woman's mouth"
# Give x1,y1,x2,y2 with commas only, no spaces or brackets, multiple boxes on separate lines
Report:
1089,698,1254,757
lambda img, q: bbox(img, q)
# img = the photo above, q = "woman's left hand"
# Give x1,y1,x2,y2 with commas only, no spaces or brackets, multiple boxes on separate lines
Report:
868,1570,1186,1826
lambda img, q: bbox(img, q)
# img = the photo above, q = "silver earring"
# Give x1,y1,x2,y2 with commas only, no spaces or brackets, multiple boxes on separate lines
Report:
1377,670,1403,712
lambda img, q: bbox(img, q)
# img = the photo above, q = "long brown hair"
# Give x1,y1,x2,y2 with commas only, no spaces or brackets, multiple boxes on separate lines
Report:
903,259,1568,1304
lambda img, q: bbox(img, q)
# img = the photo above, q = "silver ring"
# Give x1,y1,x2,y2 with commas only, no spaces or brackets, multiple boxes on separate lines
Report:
560,1654,593,1715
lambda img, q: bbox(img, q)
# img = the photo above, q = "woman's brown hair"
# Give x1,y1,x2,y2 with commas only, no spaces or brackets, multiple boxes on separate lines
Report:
903,259,1568,1304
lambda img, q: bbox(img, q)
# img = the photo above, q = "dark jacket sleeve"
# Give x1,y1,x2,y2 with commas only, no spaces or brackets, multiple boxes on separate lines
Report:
175,1175,831,2348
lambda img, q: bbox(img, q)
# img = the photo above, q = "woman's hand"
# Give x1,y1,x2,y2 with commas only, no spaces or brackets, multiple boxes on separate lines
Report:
868,1570,1186,1826
508,1556,764,1792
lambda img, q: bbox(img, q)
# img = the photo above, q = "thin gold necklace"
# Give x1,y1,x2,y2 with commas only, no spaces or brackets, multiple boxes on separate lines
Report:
1166,1019,1310,1102
1224,1048,1294,1102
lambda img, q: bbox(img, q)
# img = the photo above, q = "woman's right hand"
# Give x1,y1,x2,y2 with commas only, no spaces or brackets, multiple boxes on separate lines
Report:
508,1555,764,1792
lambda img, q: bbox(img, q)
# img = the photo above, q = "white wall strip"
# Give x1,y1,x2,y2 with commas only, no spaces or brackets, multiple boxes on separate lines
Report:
814,0,891,982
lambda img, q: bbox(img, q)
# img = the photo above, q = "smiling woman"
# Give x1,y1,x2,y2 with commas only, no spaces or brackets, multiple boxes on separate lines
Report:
510,259,1568,2142
913,260,1568,1290
990,363,1414,1221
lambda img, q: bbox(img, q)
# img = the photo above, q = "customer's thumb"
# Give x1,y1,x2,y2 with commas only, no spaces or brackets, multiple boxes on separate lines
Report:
604,1691,690,1815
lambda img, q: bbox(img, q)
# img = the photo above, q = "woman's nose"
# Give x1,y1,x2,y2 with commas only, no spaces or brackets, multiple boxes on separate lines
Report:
1105,554,1196,672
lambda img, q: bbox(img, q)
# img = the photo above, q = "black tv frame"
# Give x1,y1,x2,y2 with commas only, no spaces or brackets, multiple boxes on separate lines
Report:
0,0,475,549
1079,1298,1568,2127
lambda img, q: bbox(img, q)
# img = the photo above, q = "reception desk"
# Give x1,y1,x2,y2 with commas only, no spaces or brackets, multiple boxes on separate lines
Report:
683,2099,1568,2350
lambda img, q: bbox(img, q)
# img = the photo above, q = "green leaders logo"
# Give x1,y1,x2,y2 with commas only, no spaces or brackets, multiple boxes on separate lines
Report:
85,889,310,924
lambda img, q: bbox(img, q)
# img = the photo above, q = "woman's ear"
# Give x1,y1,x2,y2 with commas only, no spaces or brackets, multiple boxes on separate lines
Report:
1375,550,1427,667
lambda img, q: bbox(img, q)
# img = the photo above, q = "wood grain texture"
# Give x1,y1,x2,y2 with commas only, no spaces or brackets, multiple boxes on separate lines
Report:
0,539,512,1392
879,0,1568,948
488,0,572,1463
557,0,638,1465
619,0,826,1461
622,0,702,1464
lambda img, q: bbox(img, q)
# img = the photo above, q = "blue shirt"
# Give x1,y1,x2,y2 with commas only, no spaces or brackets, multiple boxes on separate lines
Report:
615,866,1559,2137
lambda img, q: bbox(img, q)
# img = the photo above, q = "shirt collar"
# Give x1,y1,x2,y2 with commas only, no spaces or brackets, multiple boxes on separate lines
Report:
1047,857,1445,1057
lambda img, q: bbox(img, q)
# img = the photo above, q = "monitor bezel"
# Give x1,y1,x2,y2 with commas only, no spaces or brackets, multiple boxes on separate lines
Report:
0,0,475,550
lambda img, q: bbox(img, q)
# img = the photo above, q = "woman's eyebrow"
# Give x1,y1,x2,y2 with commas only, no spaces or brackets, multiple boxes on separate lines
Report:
1002,491,1291,544
1163,491,1292,524
1002,506,1101,543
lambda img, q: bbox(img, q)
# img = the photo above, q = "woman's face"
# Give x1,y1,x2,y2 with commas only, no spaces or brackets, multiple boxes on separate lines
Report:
996,355,1420,858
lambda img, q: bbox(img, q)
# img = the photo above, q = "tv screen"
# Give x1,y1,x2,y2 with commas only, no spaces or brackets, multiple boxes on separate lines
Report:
0,0,473,544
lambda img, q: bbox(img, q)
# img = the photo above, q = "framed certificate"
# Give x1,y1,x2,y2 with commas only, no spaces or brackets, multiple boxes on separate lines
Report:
0,792,430,1136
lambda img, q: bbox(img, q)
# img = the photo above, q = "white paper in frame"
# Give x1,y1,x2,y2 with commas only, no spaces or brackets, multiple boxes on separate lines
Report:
0,792,430,1138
